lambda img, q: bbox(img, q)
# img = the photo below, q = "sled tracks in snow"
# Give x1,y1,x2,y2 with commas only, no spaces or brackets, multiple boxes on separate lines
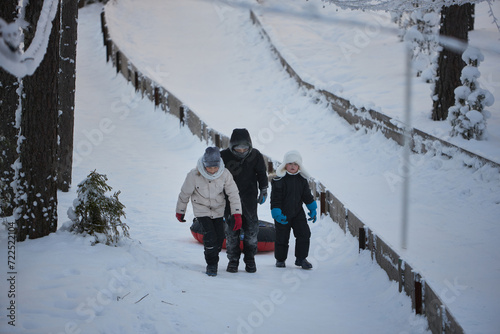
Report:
98,7,495,334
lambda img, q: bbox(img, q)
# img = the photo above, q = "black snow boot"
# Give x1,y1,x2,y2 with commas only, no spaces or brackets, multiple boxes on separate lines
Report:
276,261,286,268
245,258,257,273
206,264,218,276
226,261,239,273
295,259,313,270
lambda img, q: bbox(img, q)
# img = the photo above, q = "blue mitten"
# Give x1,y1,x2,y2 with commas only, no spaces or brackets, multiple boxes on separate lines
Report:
271,208,288,224
306,201,317,223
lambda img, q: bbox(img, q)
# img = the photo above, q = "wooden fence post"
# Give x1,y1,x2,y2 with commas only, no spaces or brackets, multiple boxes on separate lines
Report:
359,227,366,251
154,87,160,108
116,50,121,74
398,259,404,293
134,71,139,92
105,40,111,63
179,106,185,125
415,275,423,315
268,161,274,174
320,191,326,215
100,11,107,46
214,134,220,148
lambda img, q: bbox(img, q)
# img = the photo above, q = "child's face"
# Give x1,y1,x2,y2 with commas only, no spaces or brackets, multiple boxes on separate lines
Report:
205,166,219,174
285,162,299,174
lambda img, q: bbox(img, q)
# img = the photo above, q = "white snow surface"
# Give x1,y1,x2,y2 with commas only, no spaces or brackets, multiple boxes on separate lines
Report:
0,0,499,333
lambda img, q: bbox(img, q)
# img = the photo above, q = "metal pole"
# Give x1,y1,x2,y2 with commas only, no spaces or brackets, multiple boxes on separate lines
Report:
401,46,413,250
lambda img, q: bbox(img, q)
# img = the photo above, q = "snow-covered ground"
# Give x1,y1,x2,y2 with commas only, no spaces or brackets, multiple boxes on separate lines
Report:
0,0,498,333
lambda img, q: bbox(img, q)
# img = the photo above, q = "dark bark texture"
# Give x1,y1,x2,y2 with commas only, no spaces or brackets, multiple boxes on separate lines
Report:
16,1,61,241
0,1,19,216
432,4,472,121
57,0,79,192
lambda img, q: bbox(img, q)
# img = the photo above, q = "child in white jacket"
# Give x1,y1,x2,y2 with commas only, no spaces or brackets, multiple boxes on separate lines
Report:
176,147,242,276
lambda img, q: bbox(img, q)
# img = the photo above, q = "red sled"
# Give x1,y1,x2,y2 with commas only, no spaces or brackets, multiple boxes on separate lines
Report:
190,218,275,252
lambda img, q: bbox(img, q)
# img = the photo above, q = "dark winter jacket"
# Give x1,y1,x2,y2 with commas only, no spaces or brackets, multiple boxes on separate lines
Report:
221,129,268,216
271,173,314,220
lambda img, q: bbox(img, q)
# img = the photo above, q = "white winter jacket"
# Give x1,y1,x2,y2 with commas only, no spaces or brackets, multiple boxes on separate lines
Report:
176,159,242,219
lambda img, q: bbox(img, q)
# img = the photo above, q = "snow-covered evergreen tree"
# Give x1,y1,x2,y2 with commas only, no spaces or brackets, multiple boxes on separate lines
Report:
448,47,494,140
403,9,440,81
67,170,128,246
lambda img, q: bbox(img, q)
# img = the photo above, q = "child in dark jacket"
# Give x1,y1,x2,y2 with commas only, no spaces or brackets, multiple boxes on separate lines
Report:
271,150,317,269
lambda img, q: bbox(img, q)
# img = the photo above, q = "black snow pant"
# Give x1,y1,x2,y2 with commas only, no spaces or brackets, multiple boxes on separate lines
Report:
198,216,225,266
274,213,311,262
225,211,259,264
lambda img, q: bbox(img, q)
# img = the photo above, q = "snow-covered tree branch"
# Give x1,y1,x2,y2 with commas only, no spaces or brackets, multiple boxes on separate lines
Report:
486,0,500,33
0,0,58,78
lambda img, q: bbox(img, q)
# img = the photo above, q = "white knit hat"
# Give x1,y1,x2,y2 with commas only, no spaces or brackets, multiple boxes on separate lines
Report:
276,150,311,179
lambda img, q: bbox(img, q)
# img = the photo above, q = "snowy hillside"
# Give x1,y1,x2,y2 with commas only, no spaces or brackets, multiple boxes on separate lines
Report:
103,0,500,332
0,0,498,333
0,4,432,333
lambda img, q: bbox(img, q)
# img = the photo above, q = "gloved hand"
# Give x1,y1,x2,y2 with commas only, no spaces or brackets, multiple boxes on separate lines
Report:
257,188,268,205
271,208,288,225
306,201,317,223
233,214,242,231
176,213,186,222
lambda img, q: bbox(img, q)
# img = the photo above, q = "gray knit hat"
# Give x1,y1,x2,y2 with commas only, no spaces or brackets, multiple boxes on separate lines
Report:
202,147,221,167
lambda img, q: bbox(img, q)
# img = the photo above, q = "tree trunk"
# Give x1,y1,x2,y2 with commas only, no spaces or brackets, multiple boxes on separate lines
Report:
468,4,475,31
0,1,19,217
16,1,61,241
57,0,79,192
432,4,472,121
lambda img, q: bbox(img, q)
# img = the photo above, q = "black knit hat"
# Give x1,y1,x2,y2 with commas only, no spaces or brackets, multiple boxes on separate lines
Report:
202,147,221,167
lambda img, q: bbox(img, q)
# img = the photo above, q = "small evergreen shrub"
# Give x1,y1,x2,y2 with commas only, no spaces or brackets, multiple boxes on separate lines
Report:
67,170,128,246
449,47,494,140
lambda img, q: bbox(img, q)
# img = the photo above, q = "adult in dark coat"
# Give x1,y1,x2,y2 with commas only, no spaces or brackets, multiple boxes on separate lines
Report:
221,128,268,273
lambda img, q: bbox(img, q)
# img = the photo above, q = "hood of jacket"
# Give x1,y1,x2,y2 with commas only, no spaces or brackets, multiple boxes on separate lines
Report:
197,157,225,180
276,150,311,180
229,128,253,160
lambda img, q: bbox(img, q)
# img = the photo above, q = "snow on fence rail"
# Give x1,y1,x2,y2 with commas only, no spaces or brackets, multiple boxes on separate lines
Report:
100,9,465,334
